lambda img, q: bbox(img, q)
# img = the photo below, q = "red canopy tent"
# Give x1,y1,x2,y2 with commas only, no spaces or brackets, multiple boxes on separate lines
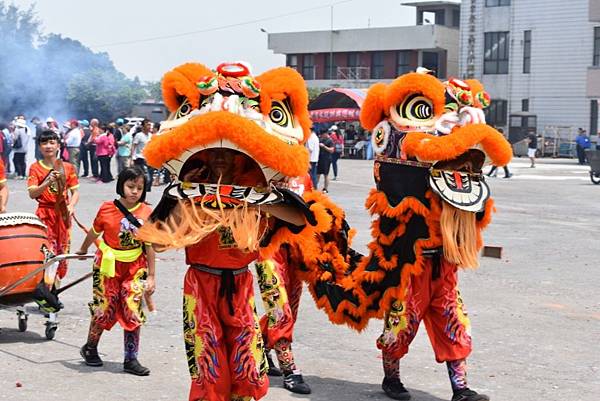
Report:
308,88,367,123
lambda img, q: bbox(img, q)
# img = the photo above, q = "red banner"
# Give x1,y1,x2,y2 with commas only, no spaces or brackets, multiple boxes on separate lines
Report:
309,108,360,123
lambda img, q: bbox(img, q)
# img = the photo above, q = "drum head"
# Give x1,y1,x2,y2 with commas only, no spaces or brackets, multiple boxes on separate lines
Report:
0,212,47,228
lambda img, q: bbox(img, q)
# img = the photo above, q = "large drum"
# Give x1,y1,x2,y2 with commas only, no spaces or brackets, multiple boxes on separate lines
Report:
0,213,49,297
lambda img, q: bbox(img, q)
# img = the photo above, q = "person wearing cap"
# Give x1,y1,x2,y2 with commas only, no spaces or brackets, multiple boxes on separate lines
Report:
329,125,344,181
115,119,131,174
31,117,43,160
65,120,82,174
12,117,30,180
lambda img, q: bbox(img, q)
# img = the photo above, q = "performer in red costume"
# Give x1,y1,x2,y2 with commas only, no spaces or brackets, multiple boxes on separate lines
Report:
27,130,79,282
256,173,313,394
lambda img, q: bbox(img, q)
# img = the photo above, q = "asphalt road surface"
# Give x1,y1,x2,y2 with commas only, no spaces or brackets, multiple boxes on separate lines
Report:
1,157,598,401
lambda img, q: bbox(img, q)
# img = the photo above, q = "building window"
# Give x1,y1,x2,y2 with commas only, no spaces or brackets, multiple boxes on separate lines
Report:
485,99,508,127
324,54,335,79
287,55,298,71
422,51,439,76
302,54,315,80
348,52,360,68
371,52,385,79
522,99,529,111
452,9,460,27
485,0,510,6
484,32,509,74
397,51,411,75
594,27,600,66
523,30,531,73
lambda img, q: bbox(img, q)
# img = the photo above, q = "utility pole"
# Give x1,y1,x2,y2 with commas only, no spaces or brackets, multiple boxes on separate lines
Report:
330,5,334,80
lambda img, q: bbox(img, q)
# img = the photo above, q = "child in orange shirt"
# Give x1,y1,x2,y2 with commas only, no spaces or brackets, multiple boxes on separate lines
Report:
76,166,155,375
27,130,79,281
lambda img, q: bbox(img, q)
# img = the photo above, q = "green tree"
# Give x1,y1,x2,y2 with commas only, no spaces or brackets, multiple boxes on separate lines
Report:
145,80,163,102
67,69,146,122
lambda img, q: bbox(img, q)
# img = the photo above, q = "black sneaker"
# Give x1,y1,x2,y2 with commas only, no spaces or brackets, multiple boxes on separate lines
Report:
123,359,150,376
451,388,489,401
382,377,411,400
283,371,311,394
80,344,103,367
266,352,282,377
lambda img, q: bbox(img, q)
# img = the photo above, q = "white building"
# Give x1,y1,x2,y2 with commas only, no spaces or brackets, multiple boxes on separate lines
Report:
459,0,600,140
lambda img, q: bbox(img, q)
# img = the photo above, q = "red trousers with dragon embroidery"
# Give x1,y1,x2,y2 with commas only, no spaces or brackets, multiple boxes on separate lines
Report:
257,247,303,349
378,258,472,363
88,255,147,332
183,267,268,401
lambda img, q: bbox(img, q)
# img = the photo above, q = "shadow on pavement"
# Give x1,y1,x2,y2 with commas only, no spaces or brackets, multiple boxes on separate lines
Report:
0,327,47,344
268,375,446,401
61,360,128,375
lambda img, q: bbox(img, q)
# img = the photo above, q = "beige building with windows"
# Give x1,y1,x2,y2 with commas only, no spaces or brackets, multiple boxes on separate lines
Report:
460,0,600,139
266,1,460,88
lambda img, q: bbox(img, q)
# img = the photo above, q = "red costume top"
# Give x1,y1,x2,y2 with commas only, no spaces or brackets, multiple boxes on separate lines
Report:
186,228,258,269
92,201,152,250
27,160,79,208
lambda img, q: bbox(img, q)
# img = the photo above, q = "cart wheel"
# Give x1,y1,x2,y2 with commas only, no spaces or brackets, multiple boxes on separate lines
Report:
45,324,57,340
17,314,28,332
591,172,600,185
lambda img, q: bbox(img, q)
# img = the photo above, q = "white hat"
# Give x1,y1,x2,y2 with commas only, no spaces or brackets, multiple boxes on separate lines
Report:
329,125,338,131
14,118,27,128
46,117,56,123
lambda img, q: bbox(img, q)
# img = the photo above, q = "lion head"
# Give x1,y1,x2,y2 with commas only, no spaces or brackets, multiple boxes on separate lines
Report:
138,62,312,250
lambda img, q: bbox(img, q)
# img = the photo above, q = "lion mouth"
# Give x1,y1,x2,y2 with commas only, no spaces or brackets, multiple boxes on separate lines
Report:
429,149,489,212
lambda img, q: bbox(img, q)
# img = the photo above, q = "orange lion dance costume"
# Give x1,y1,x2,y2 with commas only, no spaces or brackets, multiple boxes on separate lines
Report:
136,62,351,401
291,71,512,401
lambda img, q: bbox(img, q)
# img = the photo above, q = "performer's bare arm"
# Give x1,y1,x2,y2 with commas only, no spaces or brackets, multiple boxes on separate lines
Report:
76,229,100,255
261,204,305,227
145,244,156,295
0,184,7,213
67,188,79,215
28,170,59,199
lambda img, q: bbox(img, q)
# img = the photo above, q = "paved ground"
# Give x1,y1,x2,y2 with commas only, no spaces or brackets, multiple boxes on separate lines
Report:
1,157,599,401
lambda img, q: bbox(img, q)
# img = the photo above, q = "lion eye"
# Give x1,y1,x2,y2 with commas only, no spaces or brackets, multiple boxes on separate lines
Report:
397,94,433,122
269,100,293,127
175,99,193,119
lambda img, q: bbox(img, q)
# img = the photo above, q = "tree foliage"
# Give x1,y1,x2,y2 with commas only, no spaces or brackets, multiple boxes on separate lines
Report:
0,1,145,122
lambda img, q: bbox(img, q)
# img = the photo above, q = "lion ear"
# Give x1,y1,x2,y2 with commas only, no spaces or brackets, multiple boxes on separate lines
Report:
360,82,387,130
161,63,213,112
256,67,311,141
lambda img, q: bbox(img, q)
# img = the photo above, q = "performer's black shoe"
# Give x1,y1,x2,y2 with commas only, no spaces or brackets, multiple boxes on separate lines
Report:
382,377,411,400
123,358,150,376
283,372,311,394
451,388,489,401
266,352,282,376
80,344,103,367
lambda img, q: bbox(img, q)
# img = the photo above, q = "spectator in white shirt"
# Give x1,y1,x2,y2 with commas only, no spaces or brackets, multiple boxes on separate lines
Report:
65,120,82,174
306,130,320,187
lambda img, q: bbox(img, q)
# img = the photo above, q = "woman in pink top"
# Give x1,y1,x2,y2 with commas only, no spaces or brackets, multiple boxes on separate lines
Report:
329,125,344,180
94,125,116,183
